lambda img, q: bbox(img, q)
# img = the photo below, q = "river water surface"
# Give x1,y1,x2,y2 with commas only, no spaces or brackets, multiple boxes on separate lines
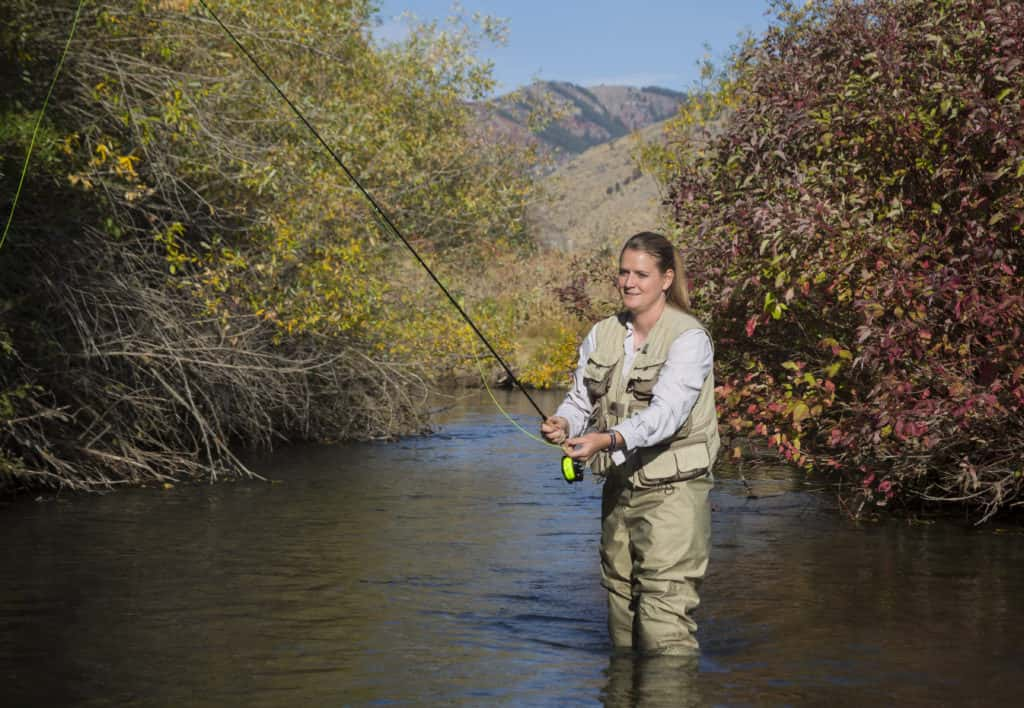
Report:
2,390,1023,706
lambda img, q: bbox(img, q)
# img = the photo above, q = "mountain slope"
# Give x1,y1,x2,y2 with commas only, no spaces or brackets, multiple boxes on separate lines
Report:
478,81,685,163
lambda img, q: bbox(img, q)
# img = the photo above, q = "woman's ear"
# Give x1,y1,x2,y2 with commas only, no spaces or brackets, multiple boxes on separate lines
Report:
663,268,675,293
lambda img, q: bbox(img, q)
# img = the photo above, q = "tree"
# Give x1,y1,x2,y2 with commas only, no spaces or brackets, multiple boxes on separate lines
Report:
0,0,537,492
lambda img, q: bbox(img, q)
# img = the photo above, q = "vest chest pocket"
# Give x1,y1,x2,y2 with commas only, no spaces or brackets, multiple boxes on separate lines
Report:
583,353,616,402
625,359,665,402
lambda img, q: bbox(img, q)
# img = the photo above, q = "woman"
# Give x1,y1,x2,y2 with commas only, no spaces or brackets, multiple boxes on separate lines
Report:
540,231,719,655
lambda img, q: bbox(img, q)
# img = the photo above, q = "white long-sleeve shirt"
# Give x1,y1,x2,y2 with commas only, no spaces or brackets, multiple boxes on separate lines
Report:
554,320,713,466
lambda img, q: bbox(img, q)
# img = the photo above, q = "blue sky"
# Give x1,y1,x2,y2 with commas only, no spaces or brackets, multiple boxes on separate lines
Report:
375,1,776,94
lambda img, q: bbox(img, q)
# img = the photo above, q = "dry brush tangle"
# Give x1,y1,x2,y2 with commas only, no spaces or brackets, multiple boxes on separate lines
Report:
1,226,430,493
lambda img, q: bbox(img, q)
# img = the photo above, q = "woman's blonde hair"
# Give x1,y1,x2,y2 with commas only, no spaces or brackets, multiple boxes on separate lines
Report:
620,231,691,311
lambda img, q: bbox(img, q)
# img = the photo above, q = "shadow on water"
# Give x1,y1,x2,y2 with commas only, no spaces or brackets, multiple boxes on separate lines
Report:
1,388,1024,705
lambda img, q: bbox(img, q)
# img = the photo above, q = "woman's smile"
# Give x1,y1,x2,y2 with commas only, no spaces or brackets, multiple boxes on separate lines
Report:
618,249,673,315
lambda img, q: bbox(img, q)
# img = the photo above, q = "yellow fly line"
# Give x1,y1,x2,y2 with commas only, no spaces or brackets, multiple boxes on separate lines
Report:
473,351,556,448
1,0,88,251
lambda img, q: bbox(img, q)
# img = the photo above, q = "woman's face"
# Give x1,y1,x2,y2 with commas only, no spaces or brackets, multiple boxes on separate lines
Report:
617,248,674,316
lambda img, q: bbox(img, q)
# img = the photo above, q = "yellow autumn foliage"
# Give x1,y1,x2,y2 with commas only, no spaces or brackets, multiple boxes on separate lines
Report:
0,0,556,492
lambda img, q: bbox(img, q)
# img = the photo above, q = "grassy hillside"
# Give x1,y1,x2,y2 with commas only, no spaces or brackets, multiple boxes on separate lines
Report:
528,121,669,251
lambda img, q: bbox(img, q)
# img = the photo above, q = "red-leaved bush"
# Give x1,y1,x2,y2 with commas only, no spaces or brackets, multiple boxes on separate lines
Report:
663,0,1023,520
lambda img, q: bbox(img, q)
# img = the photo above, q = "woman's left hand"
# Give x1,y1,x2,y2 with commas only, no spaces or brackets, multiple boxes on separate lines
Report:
563,432,610,461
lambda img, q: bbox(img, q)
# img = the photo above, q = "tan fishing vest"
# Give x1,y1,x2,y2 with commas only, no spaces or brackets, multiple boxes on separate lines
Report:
584,305,720,487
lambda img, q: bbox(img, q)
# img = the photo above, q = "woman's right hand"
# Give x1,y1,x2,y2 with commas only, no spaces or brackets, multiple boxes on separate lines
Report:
540,416,569,445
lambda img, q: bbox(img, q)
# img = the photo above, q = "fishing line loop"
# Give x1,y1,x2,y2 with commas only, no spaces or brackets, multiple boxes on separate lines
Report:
474,350,556,448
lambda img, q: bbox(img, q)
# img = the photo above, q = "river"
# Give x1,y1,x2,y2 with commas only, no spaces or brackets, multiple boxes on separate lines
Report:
2,389,1022,706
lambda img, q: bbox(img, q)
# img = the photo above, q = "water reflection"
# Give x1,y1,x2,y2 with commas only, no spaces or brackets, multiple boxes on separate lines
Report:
603,653,702,708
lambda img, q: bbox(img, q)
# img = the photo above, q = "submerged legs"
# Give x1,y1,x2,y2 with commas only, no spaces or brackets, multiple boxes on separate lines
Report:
600,474,713,655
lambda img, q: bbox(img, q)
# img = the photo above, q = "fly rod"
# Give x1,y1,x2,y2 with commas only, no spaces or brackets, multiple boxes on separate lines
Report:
194,0,549,421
